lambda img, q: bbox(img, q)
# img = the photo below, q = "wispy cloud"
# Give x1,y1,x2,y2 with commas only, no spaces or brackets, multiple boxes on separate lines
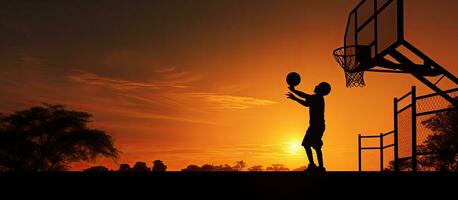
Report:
1,61,279,129
66,70,189,90
154,67,176,73
131,148,208,155
100,106,224,126
65,70,277,110
189,93,278,109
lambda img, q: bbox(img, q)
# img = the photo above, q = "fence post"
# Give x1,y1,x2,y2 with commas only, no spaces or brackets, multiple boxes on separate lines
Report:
358,134,362,172
411,86,417,172
394,98,399,172
380,133,384,172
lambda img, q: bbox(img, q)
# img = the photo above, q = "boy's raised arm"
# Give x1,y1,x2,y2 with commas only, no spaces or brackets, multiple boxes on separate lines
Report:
294,98,310,107
288,86,312,99
286,92,310,107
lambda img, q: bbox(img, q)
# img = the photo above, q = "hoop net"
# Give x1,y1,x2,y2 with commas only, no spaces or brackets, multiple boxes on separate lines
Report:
333,46,365,87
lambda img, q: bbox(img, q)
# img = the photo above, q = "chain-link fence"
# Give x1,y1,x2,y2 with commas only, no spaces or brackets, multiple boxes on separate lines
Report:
416,89,458,154
358,86,457,172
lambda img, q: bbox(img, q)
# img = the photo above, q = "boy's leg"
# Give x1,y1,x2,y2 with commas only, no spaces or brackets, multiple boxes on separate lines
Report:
313,127,325,168
315,147,323,168
304,146,315,166
303,128,317,167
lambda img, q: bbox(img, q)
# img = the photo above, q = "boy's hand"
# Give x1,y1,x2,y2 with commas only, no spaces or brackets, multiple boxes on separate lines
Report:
288,86,295,92
286,92,299,101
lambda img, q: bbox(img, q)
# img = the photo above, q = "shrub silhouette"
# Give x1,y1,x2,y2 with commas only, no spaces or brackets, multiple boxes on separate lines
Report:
181,164,236,171
0,104,119,171
292,166,307,171
181,164,202,171
266,164,290,171
180,163,292,172
84,165,109,172
119,163,131,171
248,165,263,171
132,161,150,171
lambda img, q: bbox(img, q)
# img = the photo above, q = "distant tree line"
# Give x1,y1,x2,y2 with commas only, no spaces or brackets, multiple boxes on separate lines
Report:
84,161,305,172
180,162,301,172
84,160,167,172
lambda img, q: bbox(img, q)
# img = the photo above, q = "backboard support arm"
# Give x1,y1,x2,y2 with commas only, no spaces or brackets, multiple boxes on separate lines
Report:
402,40,458,84
388,46,458,108
374,57,441,76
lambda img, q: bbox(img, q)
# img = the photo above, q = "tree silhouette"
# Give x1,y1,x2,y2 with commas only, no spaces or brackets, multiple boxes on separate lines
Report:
248,165,263,171
152,160,167,172
233,160,246,171
0,104,119,171
417,107,457,171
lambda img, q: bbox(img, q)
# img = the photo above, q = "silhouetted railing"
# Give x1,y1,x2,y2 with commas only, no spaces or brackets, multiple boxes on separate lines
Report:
358,131,395,172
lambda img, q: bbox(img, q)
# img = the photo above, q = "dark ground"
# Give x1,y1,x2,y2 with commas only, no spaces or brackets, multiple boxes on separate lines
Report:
0,172,456,198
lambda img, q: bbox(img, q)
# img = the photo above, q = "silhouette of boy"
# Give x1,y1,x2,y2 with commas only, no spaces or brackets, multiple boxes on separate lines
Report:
287,82,331,173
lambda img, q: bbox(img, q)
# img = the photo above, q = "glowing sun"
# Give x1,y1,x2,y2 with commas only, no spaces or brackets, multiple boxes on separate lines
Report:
287,142,302,155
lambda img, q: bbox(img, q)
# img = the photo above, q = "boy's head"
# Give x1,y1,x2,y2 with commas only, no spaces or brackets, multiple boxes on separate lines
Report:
314,82,331,96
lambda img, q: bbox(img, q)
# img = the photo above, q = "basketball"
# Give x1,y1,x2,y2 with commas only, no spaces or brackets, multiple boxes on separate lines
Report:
286,72,301,87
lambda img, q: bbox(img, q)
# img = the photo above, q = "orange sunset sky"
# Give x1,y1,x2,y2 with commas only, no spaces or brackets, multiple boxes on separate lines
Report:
0,0,457,171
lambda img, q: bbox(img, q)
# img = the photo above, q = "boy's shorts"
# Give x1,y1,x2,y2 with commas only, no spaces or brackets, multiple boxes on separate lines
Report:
302,125,325,149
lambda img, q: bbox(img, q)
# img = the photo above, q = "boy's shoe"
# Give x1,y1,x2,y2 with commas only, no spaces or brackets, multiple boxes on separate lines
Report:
304,164,318,173
316,167,326,174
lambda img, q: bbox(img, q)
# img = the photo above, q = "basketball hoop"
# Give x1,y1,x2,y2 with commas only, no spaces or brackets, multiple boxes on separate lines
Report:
333,45,369,88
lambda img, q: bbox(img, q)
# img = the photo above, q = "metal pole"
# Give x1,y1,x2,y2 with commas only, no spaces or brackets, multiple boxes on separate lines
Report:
358,134,362,172
374,0,378,54
397,0,405,42
394,98,399,172
411,86,417,172
380,133,384,172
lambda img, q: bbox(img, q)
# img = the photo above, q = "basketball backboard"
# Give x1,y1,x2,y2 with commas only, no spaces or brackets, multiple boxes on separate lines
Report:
334,0,457,108
344,0,403,71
